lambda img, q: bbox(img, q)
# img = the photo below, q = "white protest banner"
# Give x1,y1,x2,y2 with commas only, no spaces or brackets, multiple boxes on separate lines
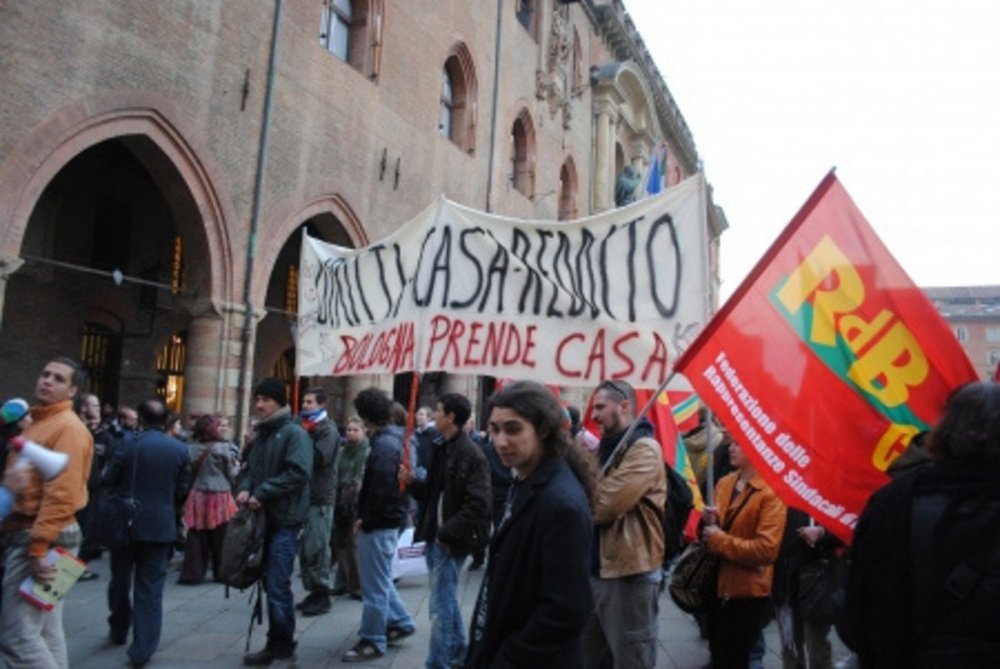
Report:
297,172,710,387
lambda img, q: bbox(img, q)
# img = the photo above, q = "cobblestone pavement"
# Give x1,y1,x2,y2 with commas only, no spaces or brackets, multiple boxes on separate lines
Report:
64,553,848,668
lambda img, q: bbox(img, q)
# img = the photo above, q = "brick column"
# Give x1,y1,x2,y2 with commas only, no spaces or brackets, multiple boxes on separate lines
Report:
182,301,247,426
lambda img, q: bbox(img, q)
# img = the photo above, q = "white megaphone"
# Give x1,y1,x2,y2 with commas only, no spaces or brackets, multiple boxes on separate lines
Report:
7,437,69,481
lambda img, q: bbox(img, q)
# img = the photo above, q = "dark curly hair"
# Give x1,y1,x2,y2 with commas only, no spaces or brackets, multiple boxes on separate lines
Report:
354,386,393,428
929,381,1000,471
193,413,223,443
487,381,594,505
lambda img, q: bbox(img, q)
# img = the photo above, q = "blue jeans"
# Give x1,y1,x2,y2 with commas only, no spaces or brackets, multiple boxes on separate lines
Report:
108,541,170,666
426,541,466,668
264,525,300,657
357,528,415,653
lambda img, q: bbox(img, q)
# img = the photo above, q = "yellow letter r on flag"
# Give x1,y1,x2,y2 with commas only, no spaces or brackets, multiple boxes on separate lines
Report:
776,236,864,347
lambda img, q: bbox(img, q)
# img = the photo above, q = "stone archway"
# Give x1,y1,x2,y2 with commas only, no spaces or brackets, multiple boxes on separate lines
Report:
252,196,366,420
0,99,237,413
590,61,664,211
0,98,235,303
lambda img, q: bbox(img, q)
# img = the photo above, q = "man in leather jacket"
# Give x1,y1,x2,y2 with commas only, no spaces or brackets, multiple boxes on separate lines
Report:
583,379,667,669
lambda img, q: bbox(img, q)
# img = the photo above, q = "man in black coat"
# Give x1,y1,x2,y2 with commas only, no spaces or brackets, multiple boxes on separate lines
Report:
403,393,491,669
103,398,191,667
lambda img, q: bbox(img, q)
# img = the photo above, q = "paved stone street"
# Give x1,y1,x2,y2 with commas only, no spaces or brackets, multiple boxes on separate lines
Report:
64,553,846,668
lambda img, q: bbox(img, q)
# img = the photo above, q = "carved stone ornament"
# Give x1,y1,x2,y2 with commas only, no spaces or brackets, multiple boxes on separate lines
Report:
537,4,574,127
547,5,572,72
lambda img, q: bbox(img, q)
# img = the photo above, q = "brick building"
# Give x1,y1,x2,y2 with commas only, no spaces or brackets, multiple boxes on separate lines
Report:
925,285,1000,381
0,0,725,429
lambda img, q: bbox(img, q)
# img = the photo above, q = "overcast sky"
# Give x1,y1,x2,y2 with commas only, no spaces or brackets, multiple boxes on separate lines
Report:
623,0,999,298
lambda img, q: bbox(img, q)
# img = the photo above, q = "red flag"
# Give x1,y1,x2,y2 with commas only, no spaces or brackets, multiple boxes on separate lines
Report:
674,172,977,543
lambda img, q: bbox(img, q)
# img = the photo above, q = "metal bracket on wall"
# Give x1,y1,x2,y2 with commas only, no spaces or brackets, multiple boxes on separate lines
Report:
240,68,251,111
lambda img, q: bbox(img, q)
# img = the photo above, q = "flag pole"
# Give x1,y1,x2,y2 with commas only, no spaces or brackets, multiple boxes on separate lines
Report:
400,372,420,490
704,408,714,506
601,370,677,475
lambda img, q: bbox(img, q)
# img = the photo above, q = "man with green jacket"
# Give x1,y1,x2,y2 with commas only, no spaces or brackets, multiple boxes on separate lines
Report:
237,379,313,668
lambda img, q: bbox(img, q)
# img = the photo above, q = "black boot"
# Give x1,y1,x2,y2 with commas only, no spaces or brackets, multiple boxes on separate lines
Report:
299,591,331,617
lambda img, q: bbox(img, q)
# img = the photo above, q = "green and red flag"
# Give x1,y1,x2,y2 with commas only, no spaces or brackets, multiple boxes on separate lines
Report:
637,388,705,541
674,171,977,543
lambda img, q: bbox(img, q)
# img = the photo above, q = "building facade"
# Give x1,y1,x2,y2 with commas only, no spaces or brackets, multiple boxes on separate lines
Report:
925,285,1000,381
0,0,725,429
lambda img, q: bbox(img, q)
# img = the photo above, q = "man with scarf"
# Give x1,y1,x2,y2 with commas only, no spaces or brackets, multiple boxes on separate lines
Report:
583,379,667,669
295,387,340,617
238,379,313,667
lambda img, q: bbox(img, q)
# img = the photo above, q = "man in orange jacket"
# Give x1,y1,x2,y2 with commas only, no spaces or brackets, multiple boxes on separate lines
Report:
0,357,94,668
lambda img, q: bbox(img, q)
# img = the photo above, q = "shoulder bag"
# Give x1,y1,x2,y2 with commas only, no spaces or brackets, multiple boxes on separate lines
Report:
669,485,755,614
95,435,141,548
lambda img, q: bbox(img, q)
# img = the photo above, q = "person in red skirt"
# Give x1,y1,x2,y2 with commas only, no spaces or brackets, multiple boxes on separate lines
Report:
178,414,239,584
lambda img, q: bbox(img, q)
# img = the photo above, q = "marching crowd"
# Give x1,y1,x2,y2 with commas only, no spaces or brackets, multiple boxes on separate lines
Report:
0,355,998,668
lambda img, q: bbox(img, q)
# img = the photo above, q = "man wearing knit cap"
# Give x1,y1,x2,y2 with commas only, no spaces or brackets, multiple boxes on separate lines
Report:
238,378,313,668
0,357,94,668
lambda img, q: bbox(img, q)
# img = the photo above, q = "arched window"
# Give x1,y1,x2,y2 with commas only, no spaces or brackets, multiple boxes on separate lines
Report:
439,68,454,140
440,44,478,154
558,158,578,221
319,0,384,80
511,110,536,198
320,0,352,61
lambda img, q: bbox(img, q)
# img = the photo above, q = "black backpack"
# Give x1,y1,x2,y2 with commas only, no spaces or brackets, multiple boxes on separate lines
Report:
219,507,267,590
218,506,269,651
662,463,694,562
